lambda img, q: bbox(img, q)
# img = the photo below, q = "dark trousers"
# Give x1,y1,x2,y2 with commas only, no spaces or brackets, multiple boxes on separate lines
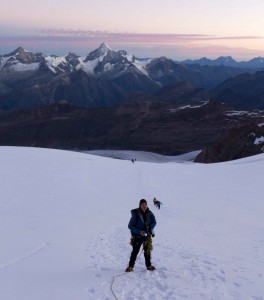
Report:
129,237,151,267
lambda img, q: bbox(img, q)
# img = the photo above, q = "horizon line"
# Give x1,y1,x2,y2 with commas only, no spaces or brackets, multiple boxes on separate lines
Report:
0,34,264,61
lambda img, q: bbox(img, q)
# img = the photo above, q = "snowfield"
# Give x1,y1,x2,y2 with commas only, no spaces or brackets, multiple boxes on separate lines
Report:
0,146,263,300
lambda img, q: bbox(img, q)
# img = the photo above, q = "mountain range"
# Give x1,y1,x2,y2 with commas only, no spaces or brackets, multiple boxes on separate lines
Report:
1,44,264,162
182,56,264,69
1,43,263,111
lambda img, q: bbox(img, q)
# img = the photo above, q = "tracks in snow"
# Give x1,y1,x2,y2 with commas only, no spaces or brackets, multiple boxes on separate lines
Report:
0,242,50,271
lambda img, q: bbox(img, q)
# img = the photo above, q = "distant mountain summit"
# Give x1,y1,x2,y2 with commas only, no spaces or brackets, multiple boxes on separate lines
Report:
244,57,264,69
84,42,112,61
4,47,44,64
183,55,264,69
0,47,44,71
82,42,137,77
214,56,237,66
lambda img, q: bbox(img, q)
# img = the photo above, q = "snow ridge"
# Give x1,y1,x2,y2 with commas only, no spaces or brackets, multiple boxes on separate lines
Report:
0,44,149,77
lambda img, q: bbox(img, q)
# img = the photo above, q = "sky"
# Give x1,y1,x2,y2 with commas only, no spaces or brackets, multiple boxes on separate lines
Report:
1,0,264,60
0,146,264,299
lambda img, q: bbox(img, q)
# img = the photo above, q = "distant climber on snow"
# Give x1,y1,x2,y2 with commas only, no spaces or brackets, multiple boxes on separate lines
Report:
125,199,157,272
153,197,163,209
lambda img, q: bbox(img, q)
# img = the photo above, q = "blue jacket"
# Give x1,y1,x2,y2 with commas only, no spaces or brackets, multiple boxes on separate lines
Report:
128,208,156,239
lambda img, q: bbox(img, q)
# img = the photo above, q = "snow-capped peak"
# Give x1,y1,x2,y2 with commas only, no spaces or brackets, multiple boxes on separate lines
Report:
0,46,44,72
80,43,139,75
84,43,112,62
6,46,28,57
215,56,237,64
98,42,112,53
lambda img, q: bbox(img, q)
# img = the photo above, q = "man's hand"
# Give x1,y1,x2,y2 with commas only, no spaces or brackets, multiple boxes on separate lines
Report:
140,231,145,236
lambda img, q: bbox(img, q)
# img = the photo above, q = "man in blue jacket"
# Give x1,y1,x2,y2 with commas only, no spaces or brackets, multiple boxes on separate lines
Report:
125,199,157,272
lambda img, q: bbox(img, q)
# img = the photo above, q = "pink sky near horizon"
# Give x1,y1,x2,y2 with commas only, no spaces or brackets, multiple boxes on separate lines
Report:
1,0,264,60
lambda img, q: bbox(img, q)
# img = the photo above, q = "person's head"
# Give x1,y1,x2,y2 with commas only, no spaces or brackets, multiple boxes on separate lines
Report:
139,199,148,212
153,197,156,203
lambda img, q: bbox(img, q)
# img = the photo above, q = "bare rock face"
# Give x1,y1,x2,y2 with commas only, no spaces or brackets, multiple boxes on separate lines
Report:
1,100,264,159
5,47,44,64
195,123,264,163
212,71,264,110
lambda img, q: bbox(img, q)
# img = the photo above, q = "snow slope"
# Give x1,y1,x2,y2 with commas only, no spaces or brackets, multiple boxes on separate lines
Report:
0,146,263,300
83,149,201,163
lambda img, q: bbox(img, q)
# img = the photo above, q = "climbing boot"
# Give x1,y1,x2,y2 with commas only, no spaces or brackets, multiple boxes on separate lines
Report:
146,265,156,271
125,266,133,272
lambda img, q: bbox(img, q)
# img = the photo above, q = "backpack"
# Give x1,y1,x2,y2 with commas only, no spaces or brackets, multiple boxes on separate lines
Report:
131,208,139,223
129,208,139,245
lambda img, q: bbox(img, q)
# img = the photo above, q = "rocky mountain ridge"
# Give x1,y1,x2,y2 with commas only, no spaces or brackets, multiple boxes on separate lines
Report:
211,71,264,110
2,45,264,74
195,123,264,163
1,100,264,160
183,56,264,69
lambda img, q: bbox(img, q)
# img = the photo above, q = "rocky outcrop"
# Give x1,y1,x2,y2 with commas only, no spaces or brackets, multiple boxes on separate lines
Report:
195,123,264,163
1,101,264,156
154,81,208,105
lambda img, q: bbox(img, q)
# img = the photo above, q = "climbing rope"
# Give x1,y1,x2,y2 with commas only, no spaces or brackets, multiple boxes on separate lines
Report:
110,246,144,300
110,160,148,299
110,272,126,300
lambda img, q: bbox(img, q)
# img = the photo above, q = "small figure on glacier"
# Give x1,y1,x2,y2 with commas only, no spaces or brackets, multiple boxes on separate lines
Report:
153,197,163,209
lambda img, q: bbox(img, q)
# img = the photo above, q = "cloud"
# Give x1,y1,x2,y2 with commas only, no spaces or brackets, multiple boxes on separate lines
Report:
0,29,263,60
36,28,263,44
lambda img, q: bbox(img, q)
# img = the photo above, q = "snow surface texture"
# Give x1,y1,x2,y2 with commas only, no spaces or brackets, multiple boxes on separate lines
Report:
0,146,264,300
83,149,200,163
